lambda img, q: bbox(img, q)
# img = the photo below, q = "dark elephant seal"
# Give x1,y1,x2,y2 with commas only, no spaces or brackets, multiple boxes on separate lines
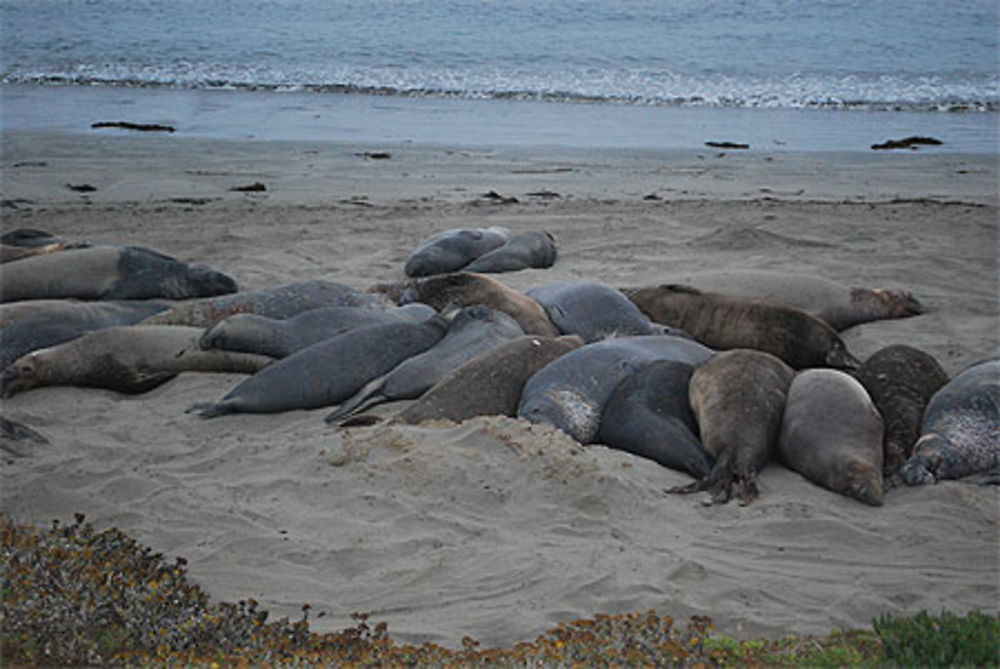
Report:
902,358,999,485
462,231,557,273
854,345,949,483
1,228,89,263
1,326,275,397
324,305,525,422
0,300,172,370
394,272,560,336
676,349,794,504
517,334,714,444
778,369,885,506
0,245,237,302
143,280,391,328
404,226,511,277
651,269,924,331
526,280,663,343
622,284,859,370
199,303,436,358
190,317,448,418
597,359,713,477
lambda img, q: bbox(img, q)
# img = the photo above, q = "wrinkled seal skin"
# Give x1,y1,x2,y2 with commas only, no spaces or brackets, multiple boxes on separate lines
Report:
199,303,436,358
1,326,275,397
622,284,859,370
902,358,999,485
0,245,236,302
404,226,511,277
462,231,557,273
144,280,391,328
190,317,449,418
778,369,885,506
597,359,713,477
324,305,525,422
526,280,661,343
394,272,560,337
854,345,949,483
675,349,794,504
517,334,714,444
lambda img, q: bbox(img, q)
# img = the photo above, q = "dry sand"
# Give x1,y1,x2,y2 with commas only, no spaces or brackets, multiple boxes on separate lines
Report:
1,130,998,646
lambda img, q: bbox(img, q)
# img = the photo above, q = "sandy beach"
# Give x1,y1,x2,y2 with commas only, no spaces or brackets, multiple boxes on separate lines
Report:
1,128,997,647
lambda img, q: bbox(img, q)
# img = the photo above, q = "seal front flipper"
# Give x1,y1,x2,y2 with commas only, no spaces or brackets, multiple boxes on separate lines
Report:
323,376,387,423
186,401,236,419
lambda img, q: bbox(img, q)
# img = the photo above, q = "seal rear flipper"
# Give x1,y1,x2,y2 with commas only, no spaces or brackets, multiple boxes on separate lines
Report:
323,376,388,423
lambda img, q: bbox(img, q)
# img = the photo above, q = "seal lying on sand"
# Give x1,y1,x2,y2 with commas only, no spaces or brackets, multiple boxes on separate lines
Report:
1,326,275,397
649,269,924,331
0,245,237,302
854,345,949,483
1,228,89,264
517,334,714,444
190,317,448,418
622,284,859,370
597,359,713,477
526,280,663,343
778,369,885,506
404,226,511,277
463,231,557,273
901,358,999,485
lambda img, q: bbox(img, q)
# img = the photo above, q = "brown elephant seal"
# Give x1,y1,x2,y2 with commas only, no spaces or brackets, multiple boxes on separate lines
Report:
778,369,885,506
650,269,923,331
854,345,949,483
189,317,448,418
902,359,999,485
1,326,275,397
1,228,90,263
597,359,714,477
404,226,511,277
0,245,237,302
392,272,560,336
526,280,665,343
462,231,557,273
622,284,859,370
143,280,391,328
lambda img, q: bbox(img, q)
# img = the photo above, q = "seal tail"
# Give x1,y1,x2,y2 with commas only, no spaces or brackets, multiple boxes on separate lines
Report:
323,376,388,423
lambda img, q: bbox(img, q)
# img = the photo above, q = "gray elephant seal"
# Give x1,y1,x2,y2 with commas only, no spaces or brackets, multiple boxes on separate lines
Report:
622,284,859,370
517,334,714,444
778,369,885,506
324,305,525,422
597,359,713,477
462,231,557,273
199,303,436,358
190,317,448,418
854,345,949,482
526,280,662,343
651,269,924,331
675,349,794,504
144,280,391,328
1,326,275,397
901,358,999,485
395,272,560,336
404,226,511,277
0,245,237,302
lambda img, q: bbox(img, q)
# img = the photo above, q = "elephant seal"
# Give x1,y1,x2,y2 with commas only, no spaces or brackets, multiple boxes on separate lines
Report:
526,280,663,343
324,305,525,422
0,245,237,302
651,269,924,331
190,317,448,418
462,231,557,273
143,280,391,328
404,226,511,277
854,345,949,482
395,272,560,336
1,326,275,397
901,358,999,485
778,369,885,506
517,334,714,444
199,303,436,358
0,300,172,370
1,228,89,263
622,284,859,370
597,359,713,477
675,349,794,504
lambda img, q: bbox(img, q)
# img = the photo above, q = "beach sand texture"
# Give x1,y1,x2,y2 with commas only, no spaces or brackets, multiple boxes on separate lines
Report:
1,132,998,646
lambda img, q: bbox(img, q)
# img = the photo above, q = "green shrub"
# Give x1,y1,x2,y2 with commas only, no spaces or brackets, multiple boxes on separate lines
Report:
874,610,1000,667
